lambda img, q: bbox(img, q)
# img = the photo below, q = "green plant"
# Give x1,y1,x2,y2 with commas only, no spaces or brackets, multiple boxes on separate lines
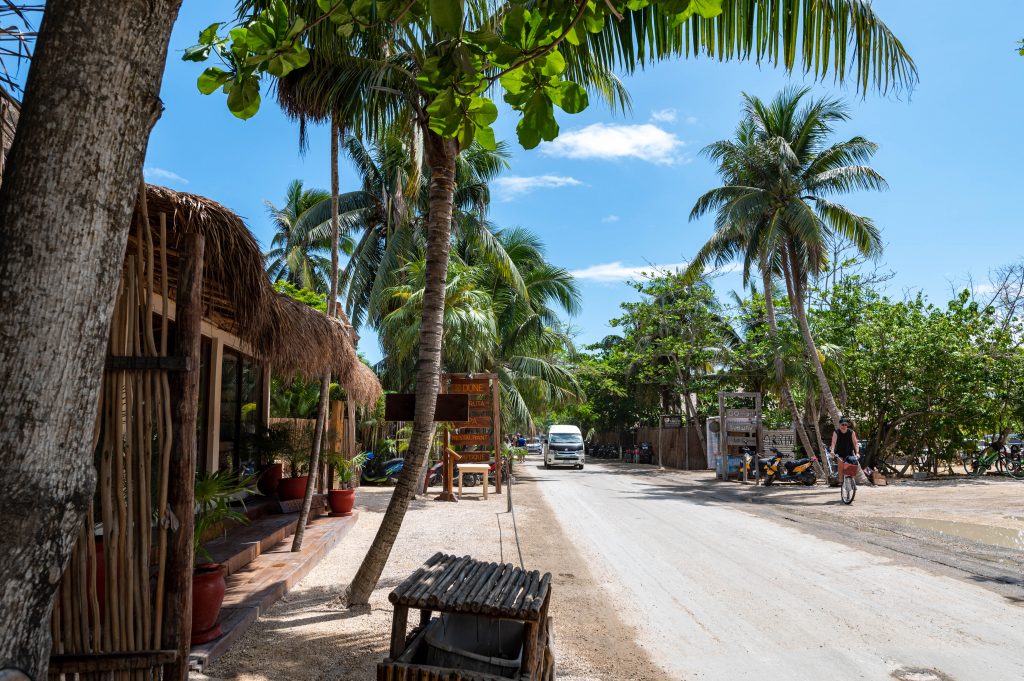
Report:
193,470,259,564
284,422,315,477
326,451,369,489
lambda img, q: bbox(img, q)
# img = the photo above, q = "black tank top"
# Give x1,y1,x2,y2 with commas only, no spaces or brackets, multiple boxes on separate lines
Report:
834,429,855,456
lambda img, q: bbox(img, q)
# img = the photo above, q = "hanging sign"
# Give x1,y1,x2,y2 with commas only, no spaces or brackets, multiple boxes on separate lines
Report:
385,393,469,422
660,414,683,429
449,380,489,394
451,432,491,446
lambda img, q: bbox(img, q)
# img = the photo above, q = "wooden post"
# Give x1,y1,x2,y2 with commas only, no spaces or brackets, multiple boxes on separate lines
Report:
346,397,356,459
388,605,409,659
434,431,458,502
492,376,502,493
161,232,204,681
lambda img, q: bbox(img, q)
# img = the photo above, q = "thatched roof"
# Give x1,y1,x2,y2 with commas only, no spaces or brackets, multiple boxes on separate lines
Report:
132,184,381,406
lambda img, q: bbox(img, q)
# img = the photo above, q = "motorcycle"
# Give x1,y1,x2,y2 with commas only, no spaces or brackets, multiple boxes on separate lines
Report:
762,448,817,486
361,452,405,485
740,446,774,479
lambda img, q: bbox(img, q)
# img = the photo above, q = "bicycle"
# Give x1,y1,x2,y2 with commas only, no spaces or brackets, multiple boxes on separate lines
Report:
967,442,1010,477
838,456,859,504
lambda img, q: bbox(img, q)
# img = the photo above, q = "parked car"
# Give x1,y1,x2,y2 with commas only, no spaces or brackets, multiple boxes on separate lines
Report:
525,437,542,454
544,425,585,469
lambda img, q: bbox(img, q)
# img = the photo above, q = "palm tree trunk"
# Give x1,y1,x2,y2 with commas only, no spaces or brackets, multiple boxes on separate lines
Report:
293,119,342,551
760,268,821,472
347,131,459,605
781,242,843,427
0,2,182,677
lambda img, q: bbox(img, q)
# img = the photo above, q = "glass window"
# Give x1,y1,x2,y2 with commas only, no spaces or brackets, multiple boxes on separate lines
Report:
219,350,240,471
549,433,583,444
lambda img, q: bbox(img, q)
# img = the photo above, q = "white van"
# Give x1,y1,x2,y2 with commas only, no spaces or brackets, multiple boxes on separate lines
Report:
544,424,585,469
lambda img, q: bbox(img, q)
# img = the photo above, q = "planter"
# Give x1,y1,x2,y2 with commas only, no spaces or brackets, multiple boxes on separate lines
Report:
278,475,309,501
328,488,355,516
191,563,226,645
257,463,283,496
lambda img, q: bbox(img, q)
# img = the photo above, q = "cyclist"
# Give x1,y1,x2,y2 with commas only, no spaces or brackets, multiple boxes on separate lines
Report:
831,417,861,468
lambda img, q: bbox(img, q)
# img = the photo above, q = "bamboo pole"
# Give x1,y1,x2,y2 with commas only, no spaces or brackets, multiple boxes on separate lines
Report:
160,232,205,681
153,211,172,649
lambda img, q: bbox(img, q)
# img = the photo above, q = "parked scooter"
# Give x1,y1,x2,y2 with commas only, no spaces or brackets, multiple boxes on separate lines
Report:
762,448,817,486
361,452,405,485
741,446,774,479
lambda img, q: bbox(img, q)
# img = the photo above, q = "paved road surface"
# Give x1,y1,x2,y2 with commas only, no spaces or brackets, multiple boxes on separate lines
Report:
527,460,1024,681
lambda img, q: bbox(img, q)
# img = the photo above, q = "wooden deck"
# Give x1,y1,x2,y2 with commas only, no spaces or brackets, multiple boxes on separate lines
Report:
189,510,359,672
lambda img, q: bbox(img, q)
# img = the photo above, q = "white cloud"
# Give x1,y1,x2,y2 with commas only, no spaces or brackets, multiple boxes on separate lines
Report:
685,115,699,125
650,108,677,123
973,283,997,295
542,123,685,165
601,214,620,223
492,174,582,201
570,260,742,283
144,167,189,184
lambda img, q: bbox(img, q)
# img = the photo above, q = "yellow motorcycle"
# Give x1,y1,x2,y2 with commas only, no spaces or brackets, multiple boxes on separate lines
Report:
762,448,817,486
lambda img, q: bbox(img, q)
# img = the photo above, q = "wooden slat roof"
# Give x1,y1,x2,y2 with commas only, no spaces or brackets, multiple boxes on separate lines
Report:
389,552,551,622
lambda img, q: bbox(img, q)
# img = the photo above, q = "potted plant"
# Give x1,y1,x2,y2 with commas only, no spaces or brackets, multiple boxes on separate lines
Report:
251,426,289,496
191,470,255,645
278,422,313,501
325,451,368,516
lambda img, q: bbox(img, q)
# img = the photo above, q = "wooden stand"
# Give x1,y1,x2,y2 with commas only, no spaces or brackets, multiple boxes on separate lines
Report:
379,553,555,681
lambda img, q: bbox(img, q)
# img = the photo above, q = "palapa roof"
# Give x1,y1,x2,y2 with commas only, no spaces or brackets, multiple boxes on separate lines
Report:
131,184,380,406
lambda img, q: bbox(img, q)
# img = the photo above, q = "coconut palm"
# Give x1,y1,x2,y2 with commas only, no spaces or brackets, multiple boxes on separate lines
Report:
241,0,915,604
264,179,354,293
689,87,888,432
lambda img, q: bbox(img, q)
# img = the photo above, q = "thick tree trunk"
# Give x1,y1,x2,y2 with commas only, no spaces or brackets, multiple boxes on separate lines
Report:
0,2,181,678
781,243,843,427
294,120,343,551
760,268,820,470
346,131,458,606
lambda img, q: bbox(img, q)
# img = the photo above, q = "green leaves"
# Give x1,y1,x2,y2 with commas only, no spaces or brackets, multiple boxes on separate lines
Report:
197,67,230,95
426,90,498,150
226,78,261,119
429,0,464,35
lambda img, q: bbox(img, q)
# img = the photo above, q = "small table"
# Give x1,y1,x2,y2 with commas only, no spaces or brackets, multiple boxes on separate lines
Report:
457,463,490,499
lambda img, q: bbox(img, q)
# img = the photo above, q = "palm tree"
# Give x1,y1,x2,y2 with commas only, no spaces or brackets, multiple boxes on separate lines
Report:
264,179,353,293
242,0,915,604
689,87,888,432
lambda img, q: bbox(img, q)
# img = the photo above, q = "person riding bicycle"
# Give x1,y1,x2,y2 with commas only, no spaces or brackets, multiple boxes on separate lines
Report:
831,417,860,466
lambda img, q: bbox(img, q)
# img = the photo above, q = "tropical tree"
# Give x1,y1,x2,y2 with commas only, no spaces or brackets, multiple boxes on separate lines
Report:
264,178,353,292
688,87,888,432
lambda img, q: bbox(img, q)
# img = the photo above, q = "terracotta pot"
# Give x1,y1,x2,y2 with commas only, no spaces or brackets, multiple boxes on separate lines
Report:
191,563,226,645
328,488,355,516
257,463,283,496
278,476,309,501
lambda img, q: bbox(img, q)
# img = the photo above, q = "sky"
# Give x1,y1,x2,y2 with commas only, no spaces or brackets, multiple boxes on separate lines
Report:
142,1,1024,363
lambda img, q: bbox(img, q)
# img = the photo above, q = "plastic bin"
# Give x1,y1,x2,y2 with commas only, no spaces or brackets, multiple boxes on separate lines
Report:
423,613,524,677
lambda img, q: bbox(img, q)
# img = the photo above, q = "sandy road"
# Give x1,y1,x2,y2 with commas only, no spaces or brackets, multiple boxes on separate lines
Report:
524,460,1024,681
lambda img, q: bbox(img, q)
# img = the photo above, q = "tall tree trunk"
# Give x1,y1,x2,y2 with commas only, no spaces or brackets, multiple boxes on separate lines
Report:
294,119,342,551
781,242,843,427
760,268,820,470
0,2,181,678
346,131,458,605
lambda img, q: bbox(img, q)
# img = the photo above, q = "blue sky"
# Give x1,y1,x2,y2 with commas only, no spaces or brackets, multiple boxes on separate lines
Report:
145,2,1024,363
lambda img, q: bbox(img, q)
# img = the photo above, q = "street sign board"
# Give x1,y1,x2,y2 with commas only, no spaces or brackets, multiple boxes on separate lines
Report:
455,415,492,428
726,435,758,446
385,393,469,422
456,451,491,464
660,414,683,429
449,380,489,394
726,408,757,419
452,433,491,446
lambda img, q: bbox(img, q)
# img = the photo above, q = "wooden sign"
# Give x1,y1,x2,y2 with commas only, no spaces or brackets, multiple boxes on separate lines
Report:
385,393,469,422
726,417,758,431
762,430,796,455
457,451,491,464
452,433,491,446
726,409,757,419
449,380,489,394
455,415,492,428
468,406,491,416
726,435,757,446
660,414,682,429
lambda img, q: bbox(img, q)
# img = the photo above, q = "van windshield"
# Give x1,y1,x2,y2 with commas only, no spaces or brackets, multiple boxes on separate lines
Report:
549,433,582,444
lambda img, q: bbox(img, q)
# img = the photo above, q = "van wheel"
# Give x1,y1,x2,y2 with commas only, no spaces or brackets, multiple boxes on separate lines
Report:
576,464,583,470
544,462,551,469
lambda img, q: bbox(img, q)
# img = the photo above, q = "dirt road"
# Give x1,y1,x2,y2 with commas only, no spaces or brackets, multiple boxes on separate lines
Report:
523,460,1024,681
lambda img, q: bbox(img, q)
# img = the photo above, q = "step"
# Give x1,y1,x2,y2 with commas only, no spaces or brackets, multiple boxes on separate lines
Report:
189,512,358,673
199,495,328,577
